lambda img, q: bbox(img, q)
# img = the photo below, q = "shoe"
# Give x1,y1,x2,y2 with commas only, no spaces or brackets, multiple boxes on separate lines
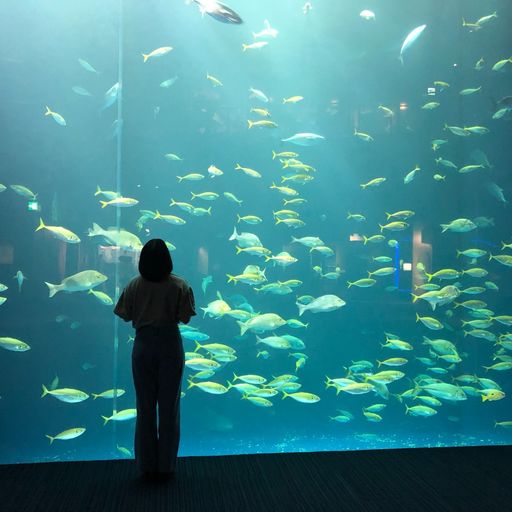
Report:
142,471,159,482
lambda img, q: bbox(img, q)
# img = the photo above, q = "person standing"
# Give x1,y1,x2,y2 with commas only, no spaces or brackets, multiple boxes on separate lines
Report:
114,239,196,482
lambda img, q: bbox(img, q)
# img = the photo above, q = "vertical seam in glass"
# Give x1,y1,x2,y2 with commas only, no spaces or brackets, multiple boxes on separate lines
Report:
112,0,124,452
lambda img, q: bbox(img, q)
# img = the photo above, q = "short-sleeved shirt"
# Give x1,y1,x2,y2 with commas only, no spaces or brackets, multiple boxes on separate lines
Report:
114,274,196,330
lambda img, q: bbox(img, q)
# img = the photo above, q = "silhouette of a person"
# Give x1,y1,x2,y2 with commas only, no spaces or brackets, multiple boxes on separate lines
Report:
114,239,196,482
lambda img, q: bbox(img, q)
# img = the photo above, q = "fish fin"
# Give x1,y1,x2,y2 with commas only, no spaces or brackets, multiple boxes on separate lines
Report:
229,226,238,241
45,282,59,298
142,53,149,62
35,218,45,232
46,435,54,445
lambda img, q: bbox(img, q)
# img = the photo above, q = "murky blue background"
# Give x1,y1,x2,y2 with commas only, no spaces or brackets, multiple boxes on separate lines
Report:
0,0,511,464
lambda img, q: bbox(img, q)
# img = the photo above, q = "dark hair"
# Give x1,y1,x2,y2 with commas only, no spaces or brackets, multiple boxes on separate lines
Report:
138,239,173,282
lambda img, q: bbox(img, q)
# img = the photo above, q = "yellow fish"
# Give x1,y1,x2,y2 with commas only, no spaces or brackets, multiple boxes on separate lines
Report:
272,150,299,160
247,120,278,129
235,163,262,178
44,106,66,126
206,73,223,87
36,218,80,243
250,108,271,117
242,41,268,52
142,46,172,62
142,46,173,62
283,96,304,104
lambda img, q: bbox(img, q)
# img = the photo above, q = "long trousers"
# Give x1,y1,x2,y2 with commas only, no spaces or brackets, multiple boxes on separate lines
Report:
132,325,184,473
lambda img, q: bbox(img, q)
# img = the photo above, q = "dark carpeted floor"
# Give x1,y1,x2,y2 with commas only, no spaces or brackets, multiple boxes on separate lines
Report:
1,445,510,512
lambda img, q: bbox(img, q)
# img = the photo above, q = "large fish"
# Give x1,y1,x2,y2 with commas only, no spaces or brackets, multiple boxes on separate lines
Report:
399,24,427,64
192,0,243,24
281,133,325,146
101,82,120,112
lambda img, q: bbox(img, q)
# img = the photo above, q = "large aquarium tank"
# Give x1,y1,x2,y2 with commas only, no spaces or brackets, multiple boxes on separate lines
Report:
1,0,511,465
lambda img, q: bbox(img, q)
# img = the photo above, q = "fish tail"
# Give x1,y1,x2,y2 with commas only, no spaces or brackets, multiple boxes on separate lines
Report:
272,151,277,160
45,282,59,298
229,226,238,241
94,185,102,196
363,236,368,245
100,201,108,208
187,378,195,390
41,384,49,398
142,53,149,62
236,214,241,223
247,120,253,129
242,44,247,52
101,415,110,426
281,391,289,400
347,281,353,288
235,246,243,255
45,434,54,445
190,192,196,200
237,321,248,336
411,294,419,303
177,176,183,182
379,224,384,233
488,253,493,261
154,211,161,219
91,393,98,400
415,312,421,323
35,218,46,232
235,163,241,170
207,207,211,215
440,224,449,233
425,272,433,282
44,106,52,116
87,222,102,237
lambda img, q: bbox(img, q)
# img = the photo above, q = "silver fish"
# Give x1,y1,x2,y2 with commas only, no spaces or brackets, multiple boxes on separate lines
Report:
399,24,427,64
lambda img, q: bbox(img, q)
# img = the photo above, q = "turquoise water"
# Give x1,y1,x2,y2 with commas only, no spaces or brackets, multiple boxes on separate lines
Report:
1,0,511,465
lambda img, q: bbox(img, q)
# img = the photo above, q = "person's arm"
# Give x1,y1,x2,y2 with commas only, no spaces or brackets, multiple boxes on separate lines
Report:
178,284,197,324
114,285,133,322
